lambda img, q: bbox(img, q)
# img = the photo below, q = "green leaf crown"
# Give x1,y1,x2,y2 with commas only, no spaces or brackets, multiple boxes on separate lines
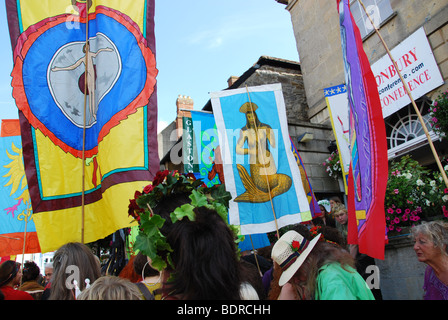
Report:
128,170,238,271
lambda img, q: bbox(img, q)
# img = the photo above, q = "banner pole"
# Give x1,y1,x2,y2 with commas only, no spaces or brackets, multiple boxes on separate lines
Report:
81,5,90,244
245,85,280,239
359,0,448,189
249,235,262,276
20,207,30,279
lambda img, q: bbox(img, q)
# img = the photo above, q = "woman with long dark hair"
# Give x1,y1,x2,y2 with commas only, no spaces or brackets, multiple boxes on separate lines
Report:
0,261,33,300
129,171,242,300
162,205,241,299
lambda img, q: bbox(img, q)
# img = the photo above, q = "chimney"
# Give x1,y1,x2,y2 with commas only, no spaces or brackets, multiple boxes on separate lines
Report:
227,76,239,87
176,95,194,138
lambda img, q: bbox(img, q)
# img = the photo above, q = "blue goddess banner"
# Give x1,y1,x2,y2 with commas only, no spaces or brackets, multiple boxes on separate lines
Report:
210,83,311,235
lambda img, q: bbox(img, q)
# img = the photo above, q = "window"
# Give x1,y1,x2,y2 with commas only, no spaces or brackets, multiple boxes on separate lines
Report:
385,97,437,159
350,0,394,39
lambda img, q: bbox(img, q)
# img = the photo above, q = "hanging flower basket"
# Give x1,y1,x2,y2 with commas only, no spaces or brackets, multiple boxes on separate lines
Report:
428,90,448,139
322,150,342,180
385,155,448,235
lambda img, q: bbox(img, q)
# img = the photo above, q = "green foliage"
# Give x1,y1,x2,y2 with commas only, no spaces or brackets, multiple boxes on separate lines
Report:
385,155,448,234
128,170,238,272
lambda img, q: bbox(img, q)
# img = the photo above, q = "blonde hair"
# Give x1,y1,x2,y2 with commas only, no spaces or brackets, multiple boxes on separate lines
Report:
412,221,448,256
78,276,142,300
332,203,347,214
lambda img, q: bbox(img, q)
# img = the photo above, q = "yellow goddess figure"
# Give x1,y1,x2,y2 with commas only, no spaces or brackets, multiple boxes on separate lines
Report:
235,102,292,203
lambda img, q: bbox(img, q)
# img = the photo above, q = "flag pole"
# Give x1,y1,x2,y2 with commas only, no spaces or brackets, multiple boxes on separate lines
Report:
249,235,262,276
245,85,280,239
359,0,448,189
20,208,30,276
81,5,90,244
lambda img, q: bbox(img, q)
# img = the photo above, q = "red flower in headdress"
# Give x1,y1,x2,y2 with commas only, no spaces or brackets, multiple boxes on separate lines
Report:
143,184,154,194
153,170,170,186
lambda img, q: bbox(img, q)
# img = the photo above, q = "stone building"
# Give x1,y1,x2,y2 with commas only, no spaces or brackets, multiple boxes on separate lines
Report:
276,0,448,300
158,55,343,197
277,0,448,165
158,95,194,172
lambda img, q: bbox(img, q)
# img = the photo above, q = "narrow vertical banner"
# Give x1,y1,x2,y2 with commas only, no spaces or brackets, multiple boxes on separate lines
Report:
6,0,158,252
211,83,311,235
324,84,350,192
289,137,322,218
182,116,198,174
337,0,388,259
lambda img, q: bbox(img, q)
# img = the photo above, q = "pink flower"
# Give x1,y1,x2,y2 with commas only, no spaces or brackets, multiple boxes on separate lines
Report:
402,215,408,221
432,117,438,123
396,208,402,214
387,208,394,214
396,227,402,233
389,225,395,231
394,189,399,194
434,101,438,107
405,208,411,214
394,217,400,224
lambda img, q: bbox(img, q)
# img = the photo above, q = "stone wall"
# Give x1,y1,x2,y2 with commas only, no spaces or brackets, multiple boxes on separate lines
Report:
242,63,309,124
282,0,448,124
375,235,427,300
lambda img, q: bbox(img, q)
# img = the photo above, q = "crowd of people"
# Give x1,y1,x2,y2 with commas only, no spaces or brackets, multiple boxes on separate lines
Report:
1,174,447,301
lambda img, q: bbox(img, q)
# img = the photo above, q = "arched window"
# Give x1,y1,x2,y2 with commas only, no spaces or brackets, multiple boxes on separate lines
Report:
385,96,438,159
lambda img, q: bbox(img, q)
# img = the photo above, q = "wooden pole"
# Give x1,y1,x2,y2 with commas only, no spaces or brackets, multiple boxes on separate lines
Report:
245,85,280,239
359,0,448,189
249,235,262,276
81,5,90,243
20,207,30,276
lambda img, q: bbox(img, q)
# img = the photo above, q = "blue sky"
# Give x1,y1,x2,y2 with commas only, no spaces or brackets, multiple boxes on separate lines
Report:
0,0,299,131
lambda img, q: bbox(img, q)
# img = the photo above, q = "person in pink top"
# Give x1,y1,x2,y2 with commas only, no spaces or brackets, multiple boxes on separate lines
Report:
412,221,448,300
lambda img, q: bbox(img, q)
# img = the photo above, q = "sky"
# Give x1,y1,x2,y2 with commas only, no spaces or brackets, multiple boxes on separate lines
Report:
0,0,299,132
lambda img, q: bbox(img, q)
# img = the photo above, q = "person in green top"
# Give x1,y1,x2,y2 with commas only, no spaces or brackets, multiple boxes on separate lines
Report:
271,230,374,300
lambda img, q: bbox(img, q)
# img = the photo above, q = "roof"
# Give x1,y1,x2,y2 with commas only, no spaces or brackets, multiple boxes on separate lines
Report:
202,56,301,111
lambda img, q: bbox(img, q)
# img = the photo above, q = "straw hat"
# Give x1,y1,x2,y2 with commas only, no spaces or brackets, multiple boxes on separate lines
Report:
271,230,321,286
239,102,258,113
